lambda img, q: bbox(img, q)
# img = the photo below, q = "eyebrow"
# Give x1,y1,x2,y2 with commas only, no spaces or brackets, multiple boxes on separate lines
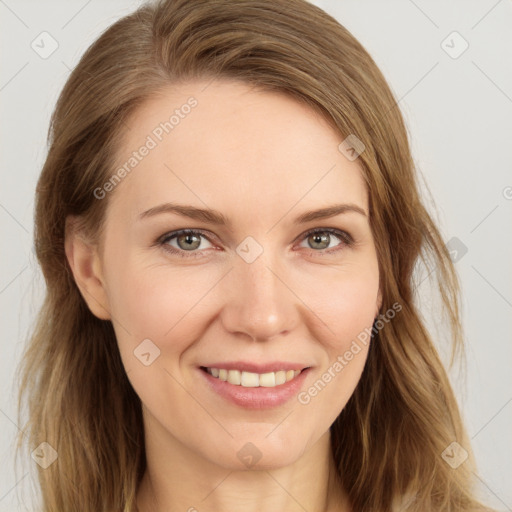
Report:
138,202,367,225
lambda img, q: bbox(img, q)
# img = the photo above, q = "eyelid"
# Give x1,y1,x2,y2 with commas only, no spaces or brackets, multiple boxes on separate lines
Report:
157,228,215,256
293,227,353,246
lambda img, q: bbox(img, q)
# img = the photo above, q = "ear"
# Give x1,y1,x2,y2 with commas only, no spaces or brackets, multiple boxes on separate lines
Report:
64,216,111,320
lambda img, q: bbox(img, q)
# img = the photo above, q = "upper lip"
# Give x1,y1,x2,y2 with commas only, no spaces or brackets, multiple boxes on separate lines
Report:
200,361,311,373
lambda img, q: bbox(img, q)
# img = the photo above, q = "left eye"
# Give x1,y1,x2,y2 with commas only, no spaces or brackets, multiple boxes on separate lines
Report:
298,229,350,252
158,228,352,258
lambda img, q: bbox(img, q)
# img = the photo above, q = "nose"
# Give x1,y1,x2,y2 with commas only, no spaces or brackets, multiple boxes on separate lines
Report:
219,251,300,342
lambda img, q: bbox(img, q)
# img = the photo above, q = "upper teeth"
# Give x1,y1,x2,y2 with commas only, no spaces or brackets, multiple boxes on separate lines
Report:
206,368,302,387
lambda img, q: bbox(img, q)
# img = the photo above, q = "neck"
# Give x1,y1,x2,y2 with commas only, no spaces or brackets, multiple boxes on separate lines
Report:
136,412,350,512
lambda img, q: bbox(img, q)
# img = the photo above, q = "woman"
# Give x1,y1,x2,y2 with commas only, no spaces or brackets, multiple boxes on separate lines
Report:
16,0,493,510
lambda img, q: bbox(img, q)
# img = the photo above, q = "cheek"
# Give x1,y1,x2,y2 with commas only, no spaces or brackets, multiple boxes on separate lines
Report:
104,254,225,363
288,269,378,443
287,259,378,412
290,257,379,346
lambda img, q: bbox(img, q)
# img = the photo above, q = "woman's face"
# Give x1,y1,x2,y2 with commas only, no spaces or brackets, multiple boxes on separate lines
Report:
84,79,381,469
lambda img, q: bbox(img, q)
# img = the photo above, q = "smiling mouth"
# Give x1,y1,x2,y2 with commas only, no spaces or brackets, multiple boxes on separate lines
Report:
200,366,309,388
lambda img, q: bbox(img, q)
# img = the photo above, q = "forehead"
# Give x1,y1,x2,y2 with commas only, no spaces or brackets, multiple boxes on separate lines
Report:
107,79,368,225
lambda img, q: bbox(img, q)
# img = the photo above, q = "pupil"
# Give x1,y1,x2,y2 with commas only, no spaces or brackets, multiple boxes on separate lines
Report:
180,233,200,250
311,233,328,249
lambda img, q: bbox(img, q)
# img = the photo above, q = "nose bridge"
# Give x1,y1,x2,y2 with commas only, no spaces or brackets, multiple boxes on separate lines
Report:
220,246,297,341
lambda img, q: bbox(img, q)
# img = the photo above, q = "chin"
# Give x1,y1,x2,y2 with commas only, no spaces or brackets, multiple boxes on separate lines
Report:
204,436,306,471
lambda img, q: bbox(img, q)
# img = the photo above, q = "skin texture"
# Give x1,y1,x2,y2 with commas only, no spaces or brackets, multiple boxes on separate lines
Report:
65,79,382,512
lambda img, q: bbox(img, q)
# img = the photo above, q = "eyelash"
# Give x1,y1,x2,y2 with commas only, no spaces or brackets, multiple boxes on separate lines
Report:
156,227,354,259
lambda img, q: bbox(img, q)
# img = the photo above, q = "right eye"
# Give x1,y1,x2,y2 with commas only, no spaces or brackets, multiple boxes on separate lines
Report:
158,229,215,258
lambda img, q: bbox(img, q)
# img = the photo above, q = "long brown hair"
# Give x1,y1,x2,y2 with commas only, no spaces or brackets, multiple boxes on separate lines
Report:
16,0,491,510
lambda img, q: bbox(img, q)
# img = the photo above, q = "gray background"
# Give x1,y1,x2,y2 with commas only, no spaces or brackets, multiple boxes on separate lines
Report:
1,0,511,510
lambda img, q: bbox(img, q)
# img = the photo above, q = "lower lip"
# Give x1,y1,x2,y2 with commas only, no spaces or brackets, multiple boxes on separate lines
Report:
198,367,311,410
